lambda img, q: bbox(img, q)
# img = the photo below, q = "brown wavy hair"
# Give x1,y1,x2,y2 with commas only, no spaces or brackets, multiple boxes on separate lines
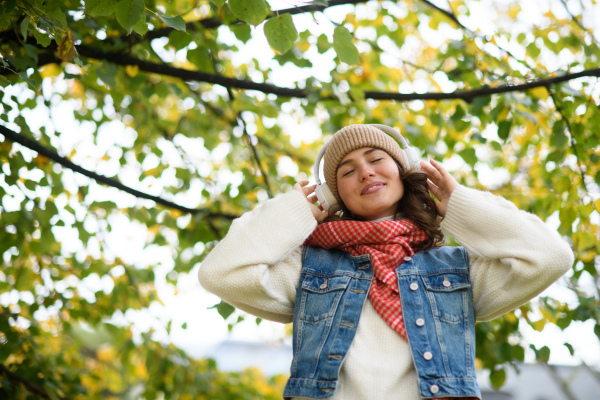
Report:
321,161,444,251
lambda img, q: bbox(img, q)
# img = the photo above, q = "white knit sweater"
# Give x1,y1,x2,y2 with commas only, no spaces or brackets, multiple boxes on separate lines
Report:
198,185,573,399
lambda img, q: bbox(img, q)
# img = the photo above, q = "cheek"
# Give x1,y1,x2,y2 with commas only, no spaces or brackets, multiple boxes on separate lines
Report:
337,183,352,204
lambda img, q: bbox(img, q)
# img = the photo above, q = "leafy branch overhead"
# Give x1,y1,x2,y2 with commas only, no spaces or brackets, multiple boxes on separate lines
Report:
1,0,600,399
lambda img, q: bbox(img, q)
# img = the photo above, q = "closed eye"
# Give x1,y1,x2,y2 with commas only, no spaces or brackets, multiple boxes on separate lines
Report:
342,169,354,177
370,158,383,163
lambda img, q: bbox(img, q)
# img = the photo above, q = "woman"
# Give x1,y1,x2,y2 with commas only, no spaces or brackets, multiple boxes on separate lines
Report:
198,124,573,399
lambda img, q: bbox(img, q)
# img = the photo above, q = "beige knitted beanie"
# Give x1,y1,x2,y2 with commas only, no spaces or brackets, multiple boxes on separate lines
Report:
323,124,410,203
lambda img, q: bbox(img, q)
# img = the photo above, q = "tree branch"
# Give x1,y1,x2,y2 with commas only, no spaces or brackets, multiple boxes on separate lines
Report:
0,124,239,219
123,0,368,44
0,364,66,400
43,46,600,102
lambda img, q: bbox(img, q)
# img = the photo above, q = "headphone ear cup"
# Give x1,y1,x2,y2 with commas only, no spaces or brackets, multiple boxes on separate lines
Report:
314,183,340,212
406,147,421,171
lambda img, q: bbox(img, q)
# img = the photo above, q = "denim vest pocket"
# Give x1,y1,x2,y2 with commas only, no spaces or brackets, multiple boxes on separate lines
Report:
300,274,351,323
421,272,471,323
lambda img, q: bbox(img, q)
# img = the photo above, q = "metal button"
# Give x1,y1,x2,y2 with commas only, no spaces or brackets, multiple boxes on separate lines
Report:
442,277,451,287
404,256,412,261
430,384,439,394
319,280,328,289
416,318,425,327
423,351,433,360
409,282,418,291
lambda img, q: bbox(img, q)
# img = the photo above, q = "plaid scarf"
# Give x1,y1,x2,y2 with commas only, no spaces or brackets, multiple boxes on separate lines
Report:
304,219,428,339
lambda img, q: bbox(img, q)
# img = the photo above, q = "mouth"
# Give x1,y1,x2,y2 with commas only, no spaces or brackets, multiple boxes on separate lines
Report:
361,182,385,195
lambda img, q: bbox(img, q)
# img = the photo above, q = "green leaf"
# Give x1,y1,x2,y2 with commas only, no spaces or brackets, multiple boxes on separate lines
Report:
85,0,118,16
20,17,29,40
158,13,186,32
210,301,235,320
489,368,506,389
210,0,226,8
31,26,51,47
458,148,477,167
229,0,271,26
116,0,145,33
230,22,252,43
564,342,574,356
46,7,68,31
264,14,297,54
530,344,551,363
333,26,359,65
497,120,512,141
317,33,330,53
18,71,36,89
188,47,213,72
132,16,148,35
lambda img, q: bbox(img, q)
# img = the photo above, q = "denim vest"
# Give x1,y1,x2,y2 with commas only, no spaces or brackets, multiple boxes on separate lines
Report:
283,245,481,399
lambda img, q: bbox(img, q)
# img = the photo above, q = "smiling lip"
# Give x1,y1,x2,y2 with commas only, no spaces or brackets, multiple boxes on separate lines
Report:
361,182,386,195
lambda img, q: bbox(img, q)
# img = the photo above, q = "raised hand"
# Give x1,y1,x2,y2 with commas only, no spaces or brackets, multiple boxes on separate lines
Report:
419,159,459,217
293,180,329,223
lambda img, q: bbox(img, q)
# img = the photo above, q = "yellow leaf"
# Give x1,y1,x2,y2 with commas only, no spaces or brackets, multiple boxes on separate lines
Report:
579,250,596,263
96,345,115,362
531,319,546,332
508,4,521,19
528,86,548,100
35,155,50,168
125,65,139,77
40,64,61,78
504,311,517,323
498,108,509,121
134,360,149,379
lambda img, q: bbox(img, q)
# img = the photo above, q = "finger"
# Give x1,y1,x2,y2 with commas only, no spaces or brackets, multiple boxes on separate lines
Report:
426,179,442,199
428,159,449,179
303,184,317,195
422,160,443,184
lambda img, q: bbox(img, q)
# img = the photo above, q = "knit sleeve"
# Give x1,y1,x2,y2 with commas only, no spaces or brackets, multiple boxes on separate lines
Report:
198,190,318,323
441,185,574,322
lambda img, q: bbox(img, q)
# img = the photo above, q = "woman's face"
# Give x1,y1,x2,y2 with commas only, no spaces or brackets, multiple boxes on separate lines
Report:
336,147,404,220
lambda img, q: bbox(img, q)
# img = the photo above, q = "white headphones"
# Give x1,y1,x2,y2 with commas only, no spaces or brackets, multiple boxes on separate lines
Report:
313,124,420,212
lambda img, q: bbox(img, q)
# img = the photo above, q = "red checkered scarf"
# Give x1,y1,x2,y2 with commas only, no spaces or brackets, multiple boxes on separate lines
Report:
304,219,428,340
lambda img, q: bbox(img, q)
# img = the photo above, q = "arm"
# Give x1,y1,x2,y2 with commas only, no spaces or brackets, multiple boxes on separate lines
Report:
442,186,574,321
198,190,318,323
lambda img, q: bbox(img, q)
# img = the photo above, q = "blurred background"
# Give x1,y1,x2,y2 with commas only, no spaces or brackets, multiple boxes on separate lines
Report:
1,0,599,398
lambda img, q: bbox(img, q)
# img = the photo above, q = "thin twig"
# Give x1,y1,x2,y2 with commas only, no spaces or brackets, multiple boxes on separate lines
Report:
559,0,599,46
238,112,273,198
547,89,590,195
0,364,67,400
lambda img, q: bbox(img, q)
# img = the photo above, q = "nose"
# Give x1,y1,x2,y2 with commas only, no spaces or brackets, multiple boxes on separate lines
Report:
358,163,375,181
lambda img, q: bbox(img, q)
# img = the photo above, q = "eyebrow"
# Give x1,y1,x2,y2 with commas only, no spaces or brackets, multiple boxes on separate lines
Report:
337,148,381,170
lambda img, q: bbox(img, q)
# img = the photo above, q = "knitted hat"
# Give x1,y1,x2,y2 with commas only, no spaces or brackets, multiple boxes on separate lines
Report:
323,124,410,203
